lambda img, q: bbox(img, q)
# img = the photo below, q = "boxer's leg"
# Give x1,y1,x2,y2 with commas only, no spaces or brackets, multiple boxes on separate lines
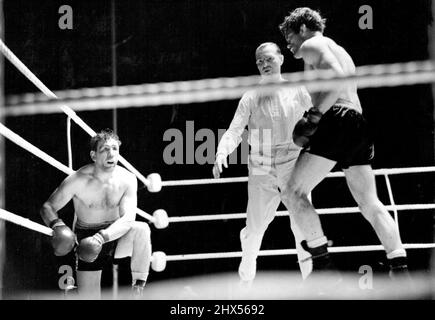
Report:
77,270,102,299
277,156,312,279
115,221,152,287
239,173,280,281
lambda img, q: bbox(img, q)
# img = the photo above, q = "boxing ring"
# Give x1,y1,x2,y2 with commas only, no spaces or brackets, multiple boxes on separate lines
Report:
0,38,435,299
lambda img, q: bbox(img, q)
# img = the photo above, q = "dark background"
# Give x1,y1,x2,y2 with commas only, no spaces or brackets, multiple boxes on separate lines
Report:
1,0,434,296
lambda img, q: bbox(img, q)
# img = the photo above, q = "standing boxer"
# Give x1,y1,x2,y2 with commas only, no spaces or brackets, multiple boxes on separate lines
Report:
278,7,409,278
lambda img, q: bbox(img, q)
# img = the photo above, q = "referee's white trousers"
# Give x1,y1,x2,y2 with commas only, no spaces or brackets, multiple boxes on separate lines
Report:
240,149,312,280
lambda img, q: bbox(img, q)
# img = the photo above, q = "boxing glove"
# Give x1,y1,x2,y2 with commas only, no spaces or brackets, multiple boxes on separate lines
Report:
77,231,106,263
293,107,323,148
50,218,76,256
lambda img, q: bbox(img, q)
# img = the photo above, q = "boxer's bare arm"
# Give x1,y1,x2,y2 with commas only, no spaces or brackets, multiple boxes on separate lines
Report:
40,173,82,226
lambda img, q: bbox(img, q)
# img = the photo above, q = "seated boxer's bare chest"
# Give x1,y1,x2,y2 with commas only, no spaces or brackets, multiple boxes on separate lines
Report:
73,176,126,223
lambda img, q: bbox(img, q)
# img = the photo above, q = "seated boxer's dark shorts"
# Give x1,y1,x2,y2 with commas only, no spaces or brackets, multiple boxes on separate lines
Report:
305,105,375,169
75,221,117,271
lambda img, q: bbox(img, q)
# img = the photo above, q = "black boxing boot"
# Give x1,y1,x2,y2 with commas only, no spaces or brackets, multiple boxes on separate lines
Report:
301,240,342,296
301,240,336,271
387,256,418,297
388,257,411,280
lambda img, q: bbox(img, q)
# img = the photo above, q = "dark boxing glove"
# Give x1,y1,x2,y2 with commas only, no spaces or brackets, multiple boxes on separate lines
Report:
77,231,107,263
293,107,323,148
50,218,76,256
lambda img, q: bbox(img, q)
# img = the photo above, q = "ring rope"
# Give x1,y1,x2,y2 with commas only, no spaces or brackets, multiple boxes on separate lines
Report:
162,243,435,262
4,196,424,263
0,122,73,175
0,39,153,190
0,207,152,242
66,116,73,169
384,174,400,227
167,204,435,223
7,60,435,102
0,123,156,222
3,60,435,116
161,166,435,187
0,208,53,236
2,202,433,265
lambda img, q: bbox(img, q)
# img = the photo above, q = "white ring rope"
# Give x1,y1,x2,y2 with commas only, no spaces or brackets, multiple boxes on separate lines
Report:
3,61,435,116
7,59,435,101
0,122,73,175
0,208,53,236
161,166,435,187
0,39,153,190
0,123,156,222
2,201,432,266
161,244,435,262
384,174,400,227
66,117,73,170
167,204,435,223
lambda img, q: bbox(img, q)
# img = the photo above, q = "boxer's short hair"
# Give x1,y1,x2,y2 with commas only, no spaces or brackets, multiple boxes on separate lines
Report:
90,128,122,151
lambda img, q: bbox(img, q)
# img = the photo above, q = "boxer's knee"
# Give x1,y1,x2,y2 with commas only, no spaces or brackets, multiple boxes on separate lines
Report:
130,221,151,240
240,225,266,242
283,183,311,213
288,182,308,200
